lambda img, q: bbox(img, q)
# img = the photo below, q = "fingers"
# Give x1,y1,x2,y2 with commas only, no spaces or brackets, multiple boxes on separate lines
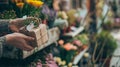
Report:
21,40,34,51
23,35,35,41
23,43,34,51
14,33,35,41
9,25,19,32
6,33,35,51
22,35,35,51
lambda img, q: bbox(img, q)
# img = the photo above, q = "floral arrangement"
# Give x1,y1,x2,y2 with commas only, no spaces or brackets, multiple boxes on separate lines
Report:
53,34,89,65
10,0,44,17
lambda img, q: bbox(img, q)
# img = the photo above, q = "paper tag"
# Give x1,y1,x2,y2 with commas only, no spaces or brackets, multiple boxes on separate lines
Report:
22,15,27,19
26,23,35,31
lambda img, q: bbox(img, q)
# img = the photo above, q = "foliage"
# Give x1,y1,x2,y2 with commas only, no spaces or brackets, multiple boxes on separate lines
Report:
39,10,48,20
86,30,117,67
74,34,89,45
23,17,41,27
59,46,76,64
95,31,117,58
0,10,17,19
103,20,113,25
102,19,114,30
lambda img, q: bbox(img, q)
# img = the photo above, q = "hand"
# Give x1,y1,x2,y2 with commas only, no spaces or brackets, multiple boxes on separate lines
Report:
5,33,34,51
9,17,33,32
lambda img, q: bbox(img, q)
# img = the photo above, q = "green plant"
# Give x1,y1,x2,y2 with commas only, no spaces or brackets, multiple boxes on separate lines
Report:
0,10,17,19
96,31,117,58
102,18,114,30
104,20,112,25
23,17,41,28
91,30,117,67
74,34,89,45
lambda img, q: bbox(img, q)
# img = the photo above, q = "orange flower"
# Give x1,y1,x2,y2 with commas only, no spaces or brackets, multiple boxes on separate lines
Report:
63,43,74,51
58,40,64,45
16,2,24,9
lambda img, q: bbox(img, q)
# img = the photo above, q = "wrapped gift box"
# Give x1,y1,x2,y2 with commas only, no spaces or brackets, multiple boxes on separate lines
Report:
39,24,48,36
20,24,48,47
39,24,48,44
41,33,49,44
22,27,60,59
20,27,41,47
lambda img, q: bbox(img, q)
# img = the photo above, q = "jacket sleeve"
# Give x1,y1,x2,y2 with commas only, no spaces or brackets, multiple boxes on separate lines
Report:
0,20,10,33
0,36,6,57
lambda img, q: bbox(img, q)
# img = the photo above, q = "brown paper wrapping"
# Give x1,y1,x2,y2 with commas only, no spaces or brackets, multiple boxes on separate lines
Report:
20,24,48,47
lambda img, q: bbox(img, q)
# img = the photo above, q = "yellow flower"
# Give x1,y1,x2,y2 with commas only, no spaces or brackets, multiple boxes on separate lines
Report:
61,60,66,66
26,0,44,8
16,2,24,9
26,0,33,4
32,1,44,8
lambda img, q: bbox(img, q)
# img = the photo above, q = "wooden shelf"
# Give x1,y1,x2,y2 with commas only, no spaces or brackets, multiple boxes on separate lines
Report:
73,47,89,65
22,27,60,59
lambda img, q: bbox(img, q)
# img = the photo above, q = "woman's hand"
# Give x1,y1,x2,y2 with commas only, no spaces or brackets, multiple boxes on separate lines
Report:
9,17,33,32
5,33,34,51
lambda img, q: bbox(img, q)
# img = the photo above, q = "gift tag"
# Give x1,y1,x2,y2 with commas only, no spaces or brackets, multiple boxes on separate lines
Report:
22,15,27,19
26,22,35,31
